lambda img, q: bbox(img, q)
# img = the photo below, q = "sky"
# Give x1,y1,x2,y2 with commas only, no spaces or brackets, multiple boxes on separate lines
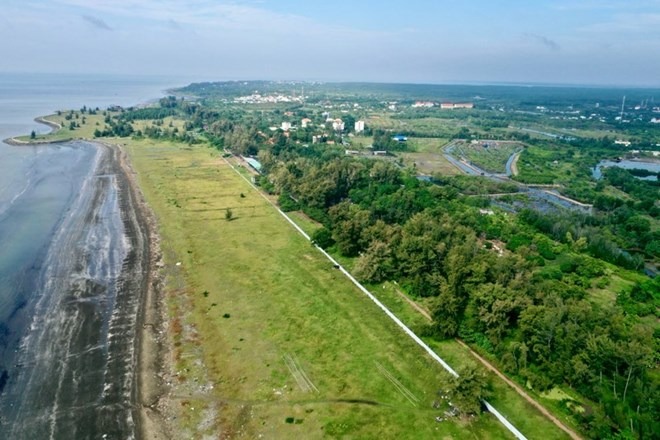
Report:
1,0,660,86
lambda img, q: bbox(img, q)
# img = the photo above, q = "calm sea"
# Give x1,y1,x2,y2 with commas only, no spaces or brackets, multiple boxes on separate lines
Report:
0,73,182,437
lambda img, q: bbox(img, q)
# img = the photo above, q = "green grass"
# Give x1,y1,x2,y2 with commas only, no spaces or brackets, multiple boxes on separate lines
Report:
11,111,116,143
346,135,373,149
396,137,462,176
409,137,451,153
286,211,323,237
399,152,461,176
126,139,515,439
131,116,188,133
454,140,523,174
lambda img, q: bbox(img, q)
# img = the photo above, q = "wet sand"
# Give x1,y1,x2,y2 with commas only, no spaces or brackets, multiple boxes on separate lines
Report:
0,140,168,439
109,141,171,440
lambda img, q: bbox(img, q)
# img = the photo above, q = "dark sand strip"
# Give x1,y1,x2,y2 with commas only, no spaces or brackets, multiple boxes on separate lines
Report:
108,142,170,440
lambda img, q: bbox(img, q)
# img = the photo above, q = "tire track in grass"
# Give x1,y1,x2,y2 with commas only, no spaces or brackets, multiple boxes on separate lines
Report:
283,354,318,393
374,361,419,407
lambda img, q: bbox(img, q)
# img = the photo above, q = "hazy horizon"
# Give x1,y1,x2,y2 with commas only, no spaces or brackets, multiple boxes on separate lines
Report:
2,1,660,87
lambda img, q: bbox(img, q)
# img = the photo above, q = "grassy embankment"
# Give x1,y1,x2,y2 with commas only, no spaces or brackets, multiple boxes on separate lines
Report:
11,111,111,143
458,141,523,174
125,138,524,439
125,138,572,439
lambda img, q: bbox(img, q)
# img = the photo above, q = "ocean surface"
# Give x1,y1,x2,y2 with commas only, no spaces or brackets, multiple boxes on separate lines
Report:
0,73,180,438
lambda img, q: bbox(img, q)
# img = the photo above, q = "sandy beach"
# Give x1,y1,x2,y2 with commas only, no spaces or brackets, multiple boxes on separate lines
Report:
109,141,172,440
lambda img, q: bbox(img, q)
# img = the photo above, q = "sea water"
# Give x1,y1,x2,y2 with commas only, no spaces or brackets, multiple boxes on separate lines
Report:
0,73,179,437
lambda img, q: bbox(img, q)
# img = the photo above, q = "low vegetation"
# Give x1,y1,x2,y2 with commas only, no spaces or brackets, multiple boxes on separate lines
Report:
26,80,658,439
125,139,520,438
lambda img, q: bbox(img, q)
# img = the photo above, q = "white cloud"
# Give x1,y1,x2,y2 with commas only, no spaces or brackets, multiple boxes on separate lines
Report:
49,0,388,39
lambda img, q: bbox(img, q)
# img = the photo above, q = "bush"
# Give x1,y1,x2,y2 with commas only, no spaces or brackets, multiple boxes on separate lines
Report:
506,234,532,251
311,227,334,249
560,258,578,274
278,193,299,212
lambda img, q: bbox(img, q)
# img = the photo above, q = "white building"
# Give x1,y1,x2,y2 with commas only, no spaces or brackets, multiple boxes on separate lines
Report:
355,120,365,133
332,118,345,131
412,101,435,108
281,122,292,131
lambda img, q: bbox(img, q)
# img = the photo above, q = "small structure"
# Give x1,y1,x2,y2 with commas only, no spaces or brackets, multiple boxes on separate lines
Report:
392,134,408,142
412,101,435,108
301,118,312,128
281,121,292,131
440,102,474,109
243,157,263,173
355,120,365,133
332,118,345,131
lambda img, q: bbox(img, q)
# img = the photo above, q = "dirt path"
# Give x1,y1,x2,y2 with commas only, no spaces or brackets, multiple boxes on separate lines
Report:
454,340,581,440
392,286,581,440
391,285,433,321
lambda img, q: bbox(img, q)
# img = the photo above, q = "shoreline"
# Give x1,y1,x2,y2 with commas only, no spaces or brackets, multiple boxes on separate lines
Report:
2,115,69,145
2,106,172,437
0,139,162,436
98,140,171,440
3,136,72,146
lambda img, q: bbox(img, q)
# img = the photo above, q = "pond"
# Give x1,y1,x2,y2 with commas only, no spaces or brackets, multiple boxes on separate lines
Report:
592,159,660,181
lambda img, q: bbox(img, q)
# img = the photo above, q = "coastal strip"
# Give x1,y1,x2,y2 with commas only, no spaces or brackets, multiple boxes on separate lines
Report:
109,141,171,440
0,139,167,439
34,116,62,131
3,136,72,146
2,116,69,145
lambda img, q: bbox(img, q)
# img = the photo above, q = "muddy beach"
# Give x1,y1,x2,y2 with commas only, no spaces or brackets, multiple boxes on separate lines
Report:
0,140,165,439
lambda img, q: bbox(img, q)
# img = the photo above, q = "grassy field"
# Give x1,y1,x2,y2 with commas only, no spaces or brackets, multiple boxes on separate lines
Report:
12,111,112,143
399,151,462,176
399,136,460,176
125,139,516,439
131,116,188,133
409,137,451,153
460,141,523,174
